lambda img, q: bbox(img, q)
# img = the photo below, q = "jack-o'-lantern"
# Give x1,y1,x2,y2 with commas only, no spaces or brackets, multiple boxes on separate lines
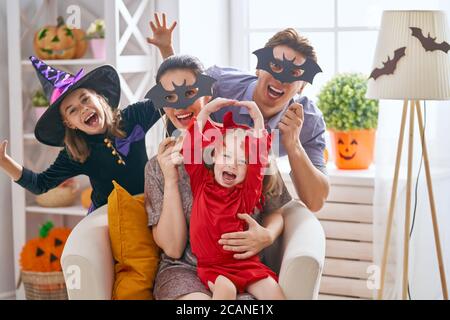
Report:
81,187,93,209
329,129,375,170
20,221,72,272
72,28,88,59
34,16,77,60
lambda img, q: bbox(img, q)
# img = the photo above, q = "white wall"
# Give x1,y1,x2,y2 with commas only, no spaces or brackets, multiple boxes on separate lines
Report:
0,0,16,299
178,0,230,67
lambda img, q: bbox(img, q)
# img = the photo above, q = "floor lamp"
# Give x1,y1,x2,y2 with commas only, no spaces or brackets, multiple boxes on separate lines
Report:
366,10,450,300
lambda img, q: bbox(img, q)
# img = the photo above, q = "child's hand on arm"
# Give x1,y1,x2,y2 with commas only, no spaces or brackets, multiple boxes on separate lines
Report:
0,140,23,181
237,101,265,136
196,98,239,131
147,13,177,59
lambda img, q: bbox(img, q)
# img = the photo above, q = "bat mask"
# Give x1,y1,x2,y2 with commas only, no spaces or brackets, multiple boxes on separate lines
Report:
253,47,322,84
145,74,216,110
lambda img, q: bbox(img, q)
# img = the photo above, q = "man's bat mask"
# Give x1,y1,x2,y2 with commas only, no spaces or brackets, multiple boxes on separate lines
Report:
253,47,322,84
145,74,216,110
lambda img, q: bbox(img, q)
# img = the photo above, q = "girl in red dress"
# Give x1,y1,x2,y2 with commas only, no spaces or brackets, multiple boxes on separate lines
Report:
183,99,285,300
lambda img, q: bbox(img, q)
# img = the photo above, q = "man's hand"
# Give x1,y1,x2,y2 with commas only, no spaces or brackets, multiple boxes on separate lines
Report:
147,13,177,59
278,103,304,152
219,213,273,260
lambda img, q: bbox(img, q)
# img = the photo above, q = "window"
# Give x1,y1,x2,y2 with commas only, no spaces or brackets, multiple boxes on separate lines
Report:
230,0,444,99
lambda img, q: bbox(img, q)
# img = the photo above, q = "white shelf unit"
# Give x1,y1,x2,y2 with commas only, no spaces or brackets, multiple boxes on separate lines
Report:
277,158,376,300
7,0,159,299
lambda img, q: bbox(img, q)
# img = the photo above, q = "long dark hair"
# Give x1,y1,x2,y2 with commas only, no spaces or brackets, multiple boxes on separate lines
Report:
156,54,205,83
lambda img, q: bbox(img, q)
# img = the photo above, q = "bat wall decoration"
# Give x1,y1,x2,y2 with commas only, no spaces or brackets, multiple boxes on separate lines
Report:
369,47,407,80
410,27,450,53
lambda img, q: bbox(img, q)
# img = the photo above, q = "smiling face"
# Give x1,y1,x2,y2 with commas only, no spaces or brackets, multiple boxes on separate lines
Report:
60,88,107,135
213,131,248,188
160,69,207,129
253,45,306,118
338,137,358,160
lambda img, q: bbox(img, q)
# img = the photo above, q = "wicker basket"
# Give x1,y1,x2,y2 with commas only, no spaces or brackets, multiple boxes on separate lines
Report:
20,271,68,300
35,184,79,207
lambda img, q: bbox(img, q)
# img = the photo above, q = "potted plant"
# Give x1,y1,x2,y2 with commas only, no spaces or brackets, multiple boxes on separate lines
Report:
32,90,49,121
317,73,379,170
86,19,105,59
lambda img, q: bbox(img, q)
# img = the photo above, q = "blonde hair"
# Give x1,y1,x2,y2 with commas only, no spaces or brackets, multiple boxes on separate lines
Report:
205,130,283,198
63,94,126,163
262,156,283,198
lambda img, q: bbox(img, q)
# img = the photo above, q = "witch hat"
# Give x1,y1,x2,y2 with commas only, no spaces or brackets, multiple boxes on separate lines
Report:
30,56,121,147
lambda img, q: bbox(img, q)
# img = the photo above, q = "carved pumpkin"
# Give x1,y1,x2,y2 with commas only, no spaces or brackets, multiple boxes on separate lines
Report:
20,221,71,272
33,16,77,60
72,28,88,59
329,129,375,170
81,187,93,209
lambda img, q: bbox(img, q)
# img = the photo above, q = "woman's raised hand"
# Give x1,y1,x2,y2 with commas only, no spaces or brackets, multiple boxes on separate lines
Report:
157,137,183,183
147,13,177,59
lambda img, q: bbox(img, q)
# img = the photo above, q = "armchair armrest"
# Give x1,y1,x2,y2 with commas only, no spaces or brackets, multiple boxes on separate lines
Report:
264,201,326,300
61,206,114,300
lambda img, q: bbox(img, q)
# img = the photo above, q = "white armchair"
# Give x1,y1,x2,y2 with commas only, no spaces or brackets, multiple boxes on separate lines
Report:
61,200,325,300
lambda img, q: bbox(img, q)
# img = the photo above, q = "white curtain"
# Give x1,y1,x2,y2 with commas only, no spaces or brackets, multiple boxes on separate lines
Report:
373,99,450,299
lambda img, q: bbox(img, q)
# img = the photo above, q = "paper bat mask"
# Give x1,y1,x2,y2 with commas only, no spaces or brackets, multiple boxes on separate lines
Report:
369,47,406,80
145,74,216,109
410,27,450,53
252,47,322,84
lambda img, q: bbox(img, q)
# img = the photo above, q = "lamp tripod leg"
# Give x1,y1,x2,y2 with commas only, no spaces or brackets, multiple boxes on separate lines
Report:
377,100,409,300
402,100,415,300
415,100,449,300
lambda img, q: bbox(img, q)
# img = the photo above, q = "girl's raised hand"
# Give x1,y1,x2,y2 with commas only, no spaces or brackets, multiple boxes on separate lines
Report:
147,13,177,58
0,140,8,162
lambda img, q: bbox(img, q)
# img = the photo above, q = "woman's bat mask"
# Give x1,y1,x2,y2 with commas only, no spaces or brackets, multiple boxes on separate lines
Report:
145,74,216,110
253,47,322,84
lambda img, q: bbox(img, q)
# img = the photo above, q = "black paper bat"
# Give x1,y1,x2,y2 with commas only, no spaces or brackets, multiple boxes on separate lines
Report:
145,74,216,110
410,27,450,53
369,47,407,80
253,47,322,84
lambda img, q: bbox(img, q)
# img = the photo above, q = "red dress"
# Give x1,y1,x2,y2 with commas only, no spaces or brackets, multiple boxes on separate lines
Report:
183,112,277,293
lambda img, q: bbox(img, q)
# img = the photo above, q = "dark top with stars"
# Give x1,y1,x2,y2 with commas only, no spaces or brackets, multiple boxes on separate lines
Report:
16,99,160,210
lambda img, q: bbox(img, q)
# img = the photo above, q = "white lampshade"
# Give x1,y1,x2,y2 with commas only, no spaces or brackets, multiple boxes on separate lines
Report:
366,10,450,100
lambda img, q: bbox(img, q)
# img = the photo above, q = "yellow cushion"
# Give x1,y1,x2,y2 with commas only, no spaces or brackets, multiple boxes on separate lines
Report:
108,181,160,300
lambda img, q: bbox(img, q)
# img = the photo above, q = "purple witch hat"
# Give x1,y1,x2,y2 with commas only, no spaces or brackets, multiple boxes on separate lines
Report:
30,56,121,147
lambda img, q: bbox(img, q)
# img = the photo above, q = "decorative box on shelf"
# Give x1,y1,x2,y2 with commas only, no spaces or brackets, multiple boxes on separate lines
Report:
277,157,375,300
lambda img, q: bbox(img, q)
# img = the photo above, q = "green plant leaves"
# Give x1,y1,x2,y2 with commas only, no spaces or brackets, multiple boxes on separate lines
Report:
317,73,379,131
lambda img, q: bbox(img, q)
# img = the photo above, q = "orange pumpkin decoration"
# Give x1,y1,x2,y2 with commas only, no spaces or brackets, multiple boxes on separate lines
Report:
329,129,375,170
81,187,93,209
72,28,88,59
34,16,77,60
20,221,72,272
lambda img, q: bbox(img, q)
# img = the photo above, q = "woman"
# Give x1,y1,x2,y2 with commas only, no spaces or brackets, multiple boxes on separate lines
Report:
144,55,291,300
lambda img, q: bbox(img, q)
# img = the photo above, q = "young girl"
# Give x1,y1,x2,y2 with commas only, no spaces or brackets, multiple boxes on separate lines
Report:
0,56,161,211
182,99,285,300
